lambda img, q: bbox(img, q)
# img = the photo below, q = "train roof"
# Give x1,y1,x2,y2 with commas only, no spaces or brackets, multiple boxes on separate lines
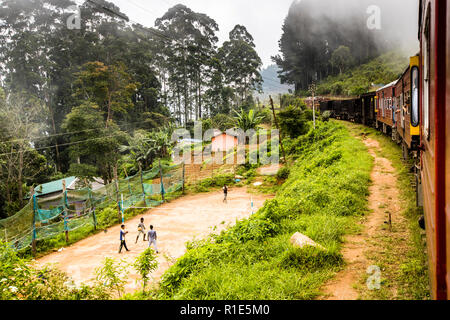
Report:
376,80,398,92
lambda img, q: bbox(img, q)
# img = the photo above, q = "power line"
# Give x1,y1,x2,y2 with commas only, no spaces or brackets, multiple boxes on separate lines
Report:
85,0,129,21
0,118,166,145
0,132,128,157
76,0,174,42
77,0,290,91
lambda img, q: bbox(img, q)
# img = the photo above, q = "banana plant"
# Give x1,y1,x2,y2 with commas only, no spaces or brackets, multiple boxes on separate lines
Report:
233,108,264,131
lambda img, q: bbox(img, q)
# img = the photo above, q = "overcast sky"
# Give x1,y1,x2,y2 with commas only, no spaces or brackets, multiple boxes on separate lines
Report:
108,0,295,68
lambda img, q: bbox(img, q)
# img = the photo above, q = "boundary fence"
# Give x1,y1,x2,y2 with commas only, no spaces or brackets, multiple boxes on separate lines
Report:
0,162,184,255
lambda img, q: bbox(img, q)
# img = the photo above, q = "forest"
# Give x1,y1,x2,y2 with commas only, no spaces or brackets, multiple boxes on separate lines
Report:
0,0,265,219
273,0,418,92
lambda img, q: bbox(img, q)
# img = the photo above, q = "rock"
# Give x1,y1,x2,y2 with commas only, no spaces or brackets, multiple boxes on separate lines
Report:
253,181,263,186
290,232,325,250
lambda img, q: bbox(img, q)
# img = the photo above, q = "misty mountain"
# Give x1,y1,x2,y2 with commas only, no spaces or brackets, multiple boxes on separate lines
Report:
258,64,294,100
273,0,419,92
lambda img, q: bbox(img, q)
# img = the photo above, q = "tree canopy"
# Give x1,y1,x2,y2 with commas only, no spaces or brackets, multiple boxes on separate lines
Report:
0,0,264,218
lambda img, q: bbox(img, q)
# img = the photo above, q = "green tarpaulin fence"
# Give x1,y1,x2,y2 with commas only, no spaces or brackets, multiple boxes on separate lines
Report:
0,163,184,251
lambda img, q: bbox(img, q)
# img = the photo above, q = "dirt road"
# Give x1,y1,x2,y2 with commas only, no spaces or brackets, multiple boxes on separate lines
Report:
321,137,403,300
37,187,272,293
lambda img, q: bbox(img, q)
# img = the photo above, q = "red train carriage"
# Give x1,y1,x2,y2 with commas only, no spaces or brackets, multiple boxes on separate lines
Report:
376,80,397,135
417,0,448,300
360,92,377,127
394,58,421,159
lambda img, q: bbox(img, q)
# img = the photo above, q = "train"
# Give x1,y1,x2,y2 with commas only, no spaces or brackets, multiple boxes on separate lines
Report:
319,0,449,300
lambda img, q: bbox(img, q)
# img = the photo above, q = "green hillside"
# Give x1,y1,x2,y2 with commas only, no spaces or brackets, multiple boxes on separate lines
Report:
315,51,410,97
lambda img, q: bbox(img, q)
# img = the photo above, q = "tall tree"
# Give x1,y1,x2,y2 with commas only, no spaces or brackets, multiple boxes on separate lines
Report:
62,102,127,184
0,92,49,216
218,25,263,108
273,0,379,92
155,4,219,124
73,61,139,127
330,46,355,74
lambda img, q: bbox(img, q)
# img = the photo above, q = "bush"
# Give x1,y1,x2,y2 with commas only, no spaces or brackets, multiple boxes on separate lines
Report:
322,111,332,122
97,206,119,230
278,106,309,138
0,241,109,300
193,173,235,193
133,248,158,292
276,167,290,181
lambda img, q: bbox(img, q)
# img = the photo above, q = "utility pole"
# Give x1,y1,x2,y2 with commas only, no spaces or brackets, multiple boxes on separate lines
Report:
309,82,317,129
62,179,69,243
31,187,37,257
269,96,287,164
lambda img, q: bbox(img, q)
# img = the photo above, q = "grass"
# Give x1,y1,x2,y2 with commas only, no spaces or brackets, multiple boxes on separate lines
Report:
343,121,430,300
148,120,374,300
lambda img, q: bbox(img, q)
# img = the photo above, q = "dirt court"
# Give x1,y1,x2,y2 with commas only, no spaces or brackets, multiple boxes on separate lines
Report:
36,187,272,293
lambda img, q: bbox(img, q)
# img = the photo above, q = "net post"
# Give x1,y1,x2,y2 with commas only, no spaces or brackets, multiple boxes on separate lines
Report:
117,200,122,224
121,194,125,224
124,167,132,197
31,187,37,257
182,162,185,195
139,164,147,206
114,165,121,221
88,188,97,230
159,159,165,202
62,180,69,243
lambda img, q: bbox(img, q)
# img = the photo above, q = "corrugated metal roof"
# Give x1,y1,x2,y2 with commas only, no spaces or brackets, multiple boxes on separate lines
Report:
34,177,76,197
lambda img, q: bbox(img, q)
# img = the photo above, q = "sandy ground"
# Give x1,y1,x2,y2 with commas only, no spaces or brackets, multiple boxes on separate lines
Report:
257,164,281,176
320,137,403,300
36,187,273,293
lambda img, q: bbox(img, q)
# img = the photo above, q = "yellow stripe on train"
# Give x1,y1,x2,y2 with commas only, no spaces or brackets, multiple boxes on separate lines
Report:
410,124,420,136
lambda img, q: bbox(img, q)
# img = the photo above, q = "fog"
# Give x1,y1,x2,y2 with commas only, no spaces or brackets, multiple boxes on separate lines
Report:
287,0,419,55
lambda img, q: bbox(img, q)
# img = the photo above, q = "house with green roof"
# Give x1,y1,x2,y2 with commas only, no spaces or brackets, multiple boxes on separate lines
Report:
27,176,105,211
32,177,77,199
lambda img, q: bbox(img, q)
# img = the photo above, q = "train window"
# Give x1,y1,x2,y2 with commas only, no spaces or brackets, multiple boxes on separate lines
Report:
411,66,419,127
422,6,431,137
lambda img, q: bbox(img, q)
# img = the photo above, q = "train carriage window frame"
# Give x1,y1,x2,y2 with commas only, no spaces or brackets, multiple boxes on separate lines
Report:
411,66,420,127
421,5,431,139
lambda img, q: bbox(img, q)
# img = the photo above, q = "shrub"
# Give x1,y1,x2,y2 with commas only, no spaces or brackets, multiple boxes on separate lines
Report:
94,257,129,298
276,167,290,181
278,105,309,138
134,248,158,292
322,111,332,122
0,241,109,300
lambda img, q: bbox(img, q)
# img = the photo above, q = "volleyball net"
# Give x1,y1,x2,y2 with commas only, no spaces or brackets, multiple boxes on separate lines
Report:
0,163,184,252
